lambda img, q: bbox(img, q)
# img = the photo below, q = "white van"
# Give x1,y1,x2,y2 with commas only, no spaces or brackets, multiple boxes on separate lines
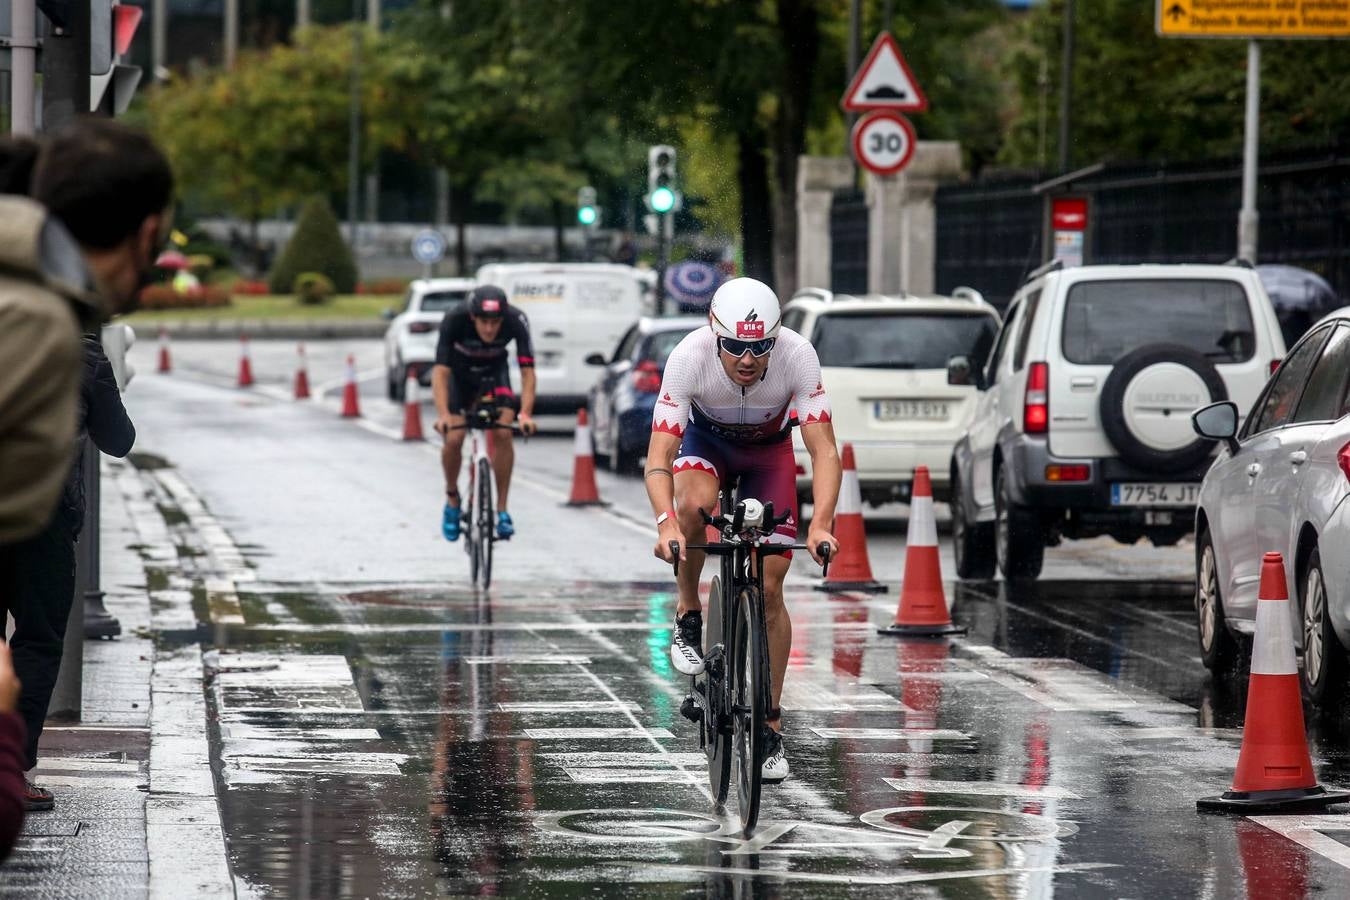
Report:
475,263,654,412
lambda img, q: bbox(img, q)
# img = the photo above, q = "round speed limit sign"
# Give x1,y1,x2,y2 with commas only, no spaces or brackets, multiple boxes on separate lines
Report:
851,110,917,177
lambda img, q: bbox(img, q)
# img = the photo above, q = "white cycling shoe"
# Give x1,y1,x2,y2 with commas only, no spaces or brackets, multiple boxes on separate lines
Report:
762,730,789,783
670,610,705,676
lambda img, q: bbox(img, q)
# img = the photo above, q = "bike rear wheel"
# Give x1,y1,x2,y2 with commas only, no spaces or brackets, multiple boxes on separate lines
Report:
477,456,494,589
733,585,768,835
701,575,732,807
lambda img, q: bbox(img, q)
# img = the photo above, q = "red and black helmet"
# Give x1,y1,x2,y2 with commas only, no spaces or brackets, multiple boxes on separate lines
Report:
468,285,508,319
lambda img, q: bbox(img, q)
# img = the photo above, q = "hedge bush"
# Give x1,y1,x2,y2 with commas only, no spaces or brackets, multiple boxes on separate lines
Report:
294,272,336,305
139,285,232,310
357,278,410,295
268,196,358,294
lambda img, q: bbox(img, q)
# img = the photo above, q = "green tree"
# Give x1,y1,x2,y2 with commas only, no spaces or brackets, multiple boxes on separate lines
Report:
268,196,359,294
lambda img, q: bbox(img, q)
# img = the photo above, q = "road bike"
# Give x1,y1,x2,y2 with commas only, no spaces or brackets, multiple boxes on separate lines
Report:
445,395,521,590
669,493,830,837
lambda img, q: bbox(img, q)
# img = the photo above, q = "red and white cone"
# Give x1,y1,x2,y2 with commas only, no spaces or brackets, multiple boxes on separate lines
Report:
816,443,886,593
236,335,254,387
1197,552,1350,812
293,344,311,400
156,327,172,374
401,371,425,441
879,465,966,636
565,408,605,507
340,354,361,418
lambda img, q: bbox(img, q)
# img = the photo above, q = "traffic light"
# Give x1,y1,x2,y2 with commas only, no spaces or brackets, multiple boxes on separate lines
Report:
90,1,144,115
647,145,678,215
101,323,136,391
577,186,599,227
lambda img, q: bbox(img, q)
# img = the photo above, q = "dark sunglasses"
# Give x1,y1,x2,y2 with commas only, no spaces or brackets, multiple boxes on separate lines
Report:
719,336,776,358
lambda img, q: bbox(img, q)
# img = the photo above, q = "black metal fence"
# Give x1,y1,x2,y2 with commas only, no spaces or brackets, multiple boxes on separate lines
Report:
829,189,869,294
936,151,1350,310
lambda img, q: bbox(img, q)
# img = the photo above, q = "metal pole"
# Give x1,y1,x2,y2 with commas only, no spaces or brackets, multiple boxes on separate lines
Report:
656,215,668,316
847,0,861,178
347,3,362,247
152,0,168,80
296,0,311,29
11,0,37,135
1237,40,1261,263
1057,0,1075,173
224,0,239,69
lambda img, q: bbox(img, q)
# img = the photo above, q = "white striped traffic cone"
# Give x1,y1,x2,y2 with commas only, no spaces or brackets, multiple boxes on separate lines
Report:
402,371,425,441
815,443,886,592
565,408,605,506
879,466,965,636
1197,552,1349,812
340,355,361,418
293,343,311,399
236,335,254,387
156,327,172,374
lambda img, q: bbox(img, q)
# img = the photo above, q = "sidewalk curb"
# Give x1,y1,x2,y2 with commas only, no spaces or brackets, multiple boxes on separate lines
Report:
136,319,386,340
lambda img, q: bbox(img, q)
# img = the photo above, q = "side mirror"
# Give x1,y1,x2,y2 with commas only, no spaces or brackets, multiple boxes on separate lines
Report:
947,355,982,389
380,308,397,321
584,352,607,366
1192,401,1240,454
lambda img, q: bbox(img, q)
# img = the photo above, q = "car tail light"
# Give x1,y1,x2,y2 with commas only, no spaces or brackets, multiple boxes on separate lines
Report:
1339,442,1350,483
1024,362,1049,434
632,360,662,394
1270,358,1282,375
409,321,436,334
1045,464,1089,482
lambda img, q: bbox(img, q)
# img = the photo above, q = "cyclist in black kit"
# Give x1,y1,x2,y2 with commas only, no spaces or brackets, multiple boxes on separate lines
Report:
432,285,538,541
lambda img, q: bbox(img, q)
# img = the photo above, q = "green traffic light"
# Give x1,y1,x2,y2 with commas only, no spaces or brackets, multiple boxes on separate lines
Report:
650,186,676,214
578,206,598,226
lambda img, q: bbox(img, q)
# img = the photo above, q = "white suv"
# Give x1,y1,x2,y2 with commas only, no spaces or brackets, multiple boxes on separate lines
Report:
782,288,1001,507
382,278,475,400
948,260,1285,581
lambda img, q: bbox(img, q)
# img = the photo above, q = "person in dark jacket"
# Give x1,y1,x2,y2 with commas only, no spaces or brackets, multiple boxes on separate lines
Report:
0,336,134,811
0,642,26,862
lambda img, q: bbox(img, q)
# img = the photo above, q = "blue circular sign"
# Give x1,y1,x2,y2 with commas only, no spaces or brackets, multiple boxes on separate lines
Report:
412,229,446,265
664,260,723,311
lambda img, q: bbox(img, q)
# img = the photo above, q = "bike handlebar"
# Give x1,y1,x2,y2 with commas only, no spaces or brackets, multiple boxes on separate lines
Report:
668,539,833,577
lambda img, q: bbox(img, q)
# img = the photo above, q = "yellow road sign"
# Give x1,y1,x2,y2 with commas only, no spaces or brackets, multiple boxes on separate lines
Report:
1157,0,1350,38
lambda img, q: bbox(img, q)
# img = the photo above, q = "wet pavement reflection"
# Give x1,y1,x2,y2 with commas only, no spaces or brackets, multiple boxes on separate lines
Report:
202,576,1350,898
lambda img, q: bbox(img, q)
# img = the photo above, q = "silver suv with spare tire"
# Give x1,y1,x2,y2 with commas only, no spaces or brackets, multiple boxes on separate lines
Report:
947,259,1286,580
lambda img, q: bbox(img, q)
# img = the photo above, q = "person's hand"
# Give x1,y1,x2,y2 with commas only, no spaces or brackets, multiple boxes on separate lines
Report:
805,525,839,567
0,643,20,714
434,414,455,437
518,413,538,436
654,519,685,565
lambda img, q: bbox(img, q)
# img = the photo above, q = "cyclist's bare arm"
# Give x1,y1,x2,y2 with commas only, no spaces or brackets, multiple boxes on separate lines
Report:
800,421,842,564
518,367,538,433
432,364,455,434
646,430,684,563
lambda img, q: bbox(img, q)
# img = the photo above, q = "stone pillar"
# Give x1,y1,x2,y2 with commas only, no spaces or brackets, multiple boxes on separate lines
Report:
865,141,963,295
795,156,855,292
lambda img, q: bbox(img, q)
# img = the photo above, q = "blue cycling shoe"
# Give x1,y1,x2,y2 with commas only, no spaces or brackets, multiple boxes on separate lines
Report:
496,511,514,540
442,503,461,542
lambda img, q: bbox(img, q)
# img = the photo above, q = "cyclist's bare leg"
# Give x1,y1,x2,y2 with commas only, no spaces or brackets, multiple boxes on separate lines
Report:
761,555,791,734
440,414,468,502
674,469,719,616
492,408,517,511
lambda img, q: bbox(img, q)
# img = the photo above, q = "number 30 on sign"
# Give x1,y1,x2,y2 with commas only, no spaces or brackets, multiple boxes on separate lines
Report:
851,110,916,177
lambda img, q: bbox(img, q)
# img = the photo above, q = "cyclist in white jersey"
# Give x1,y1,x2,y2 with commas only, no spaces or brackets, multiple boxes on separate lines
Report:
646,277,842,783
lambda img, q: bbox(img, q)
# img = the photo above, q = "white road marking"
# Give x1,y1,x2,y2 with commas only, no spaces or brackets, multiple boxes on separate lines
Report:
218,726,381,741
611,861,1116,886
237,622,668,634
882,777,1083,800
541,752,709,768
778,681,909,713
525,727,676,740
465,655,593,665
1248,815,1350,873
810,727,971,741
499,701,641,713
563,768,706,784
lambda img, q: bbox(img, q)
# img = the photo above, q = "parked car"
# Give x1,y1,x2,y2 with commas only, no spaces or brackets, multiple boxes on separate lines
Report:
948,260,1286,581
475,263,654,413
1191,306,1350,704
382,278,475,400
586,316,704,473
783,287,1001,508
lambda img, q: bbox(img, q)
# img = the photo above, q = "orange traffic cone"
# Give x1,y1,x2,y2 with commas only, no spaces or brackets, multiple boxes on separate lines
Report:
340,354,361,418
236,335,254,387
402,371,425,441
565,408,605,507
879,465,966,637
293,344,311,400
156,327,172,374
1197,552,1349,812
816,443,886,593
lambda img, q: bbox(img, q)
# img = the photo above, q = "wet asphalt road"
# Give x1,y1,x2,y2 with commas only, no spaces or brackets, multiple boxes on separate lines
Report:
116,338,1350,897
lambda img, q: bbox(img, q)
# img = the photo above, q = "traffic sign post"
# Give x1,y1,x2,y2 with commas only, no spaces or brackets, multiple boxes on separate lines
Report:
411,229,446,278
851,111,917,178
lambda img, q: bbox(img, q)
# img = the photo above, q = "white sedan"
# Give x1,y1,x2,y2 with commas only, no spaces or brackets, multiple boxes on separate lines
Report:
382,278,475,401
1192,307,1350,706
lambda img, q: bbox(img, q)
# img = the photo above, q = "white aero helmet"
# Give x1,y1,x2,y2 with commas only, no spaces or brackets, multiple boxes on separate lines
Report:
708,277,782,342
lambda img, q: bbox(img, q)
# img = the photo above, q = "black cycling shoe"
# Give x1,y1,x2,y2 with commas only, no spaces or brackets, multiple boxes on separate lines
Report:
670,610,705,676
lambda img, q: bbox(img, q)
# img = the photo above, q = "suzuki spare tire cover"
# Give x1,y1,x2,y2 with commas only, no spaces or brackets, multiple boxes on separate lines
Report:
1099,343,1228,472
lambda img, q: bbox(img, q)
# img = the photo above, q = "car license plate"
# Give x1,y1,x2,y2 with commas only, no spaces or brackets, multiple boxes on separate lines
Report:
1110,483,1201,507
874,400,948,421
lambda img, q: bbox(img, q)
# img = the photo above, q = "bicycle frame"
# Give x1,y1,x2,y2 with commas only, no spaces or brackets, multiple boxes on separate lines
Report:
445,398,520,590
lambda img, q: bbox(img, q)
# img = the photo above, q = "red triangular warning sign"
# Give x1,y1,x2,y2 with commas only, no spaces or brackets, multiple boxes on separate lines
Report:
841,33,928,113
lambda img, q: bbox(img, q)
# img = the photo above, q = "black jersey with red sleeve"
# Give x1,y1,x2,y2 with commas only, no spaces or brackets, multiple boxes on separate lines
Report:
434,306,535,373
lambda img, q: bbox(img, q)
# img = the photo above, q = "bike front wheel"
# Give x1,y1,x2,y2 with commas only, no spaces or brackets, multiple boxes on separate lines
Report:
477,456,494,590
732,584,768,835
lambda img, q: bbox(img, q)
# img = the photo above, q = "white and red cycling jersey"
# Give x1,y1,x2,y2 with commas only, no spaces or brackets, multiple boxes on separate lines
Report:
652,326,831,445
